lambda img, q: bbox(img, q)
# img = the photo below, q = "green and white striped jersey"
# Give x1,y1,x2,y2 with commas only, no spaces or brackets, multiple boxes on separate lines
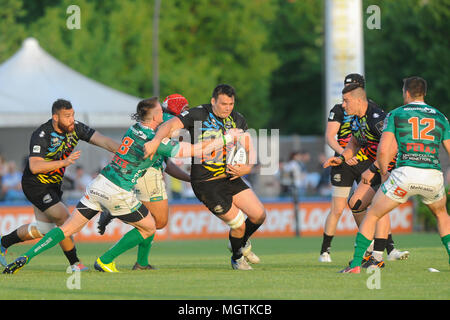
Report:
383,102,450,171
101,122,180,191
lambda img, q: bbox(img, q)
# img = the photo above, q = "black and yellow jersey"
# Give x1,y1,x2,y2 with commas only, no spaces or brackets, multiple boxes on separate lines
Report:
22,119,95,185
177,104,248,182
328,104,368,162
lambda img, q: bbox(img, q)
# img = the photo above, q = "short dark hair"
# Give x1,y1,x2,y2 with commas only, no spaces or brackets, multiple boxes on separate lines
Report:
212,84,236,100
131,97,159,121
341,83,361,95
403,76,427,98
52,99,73,115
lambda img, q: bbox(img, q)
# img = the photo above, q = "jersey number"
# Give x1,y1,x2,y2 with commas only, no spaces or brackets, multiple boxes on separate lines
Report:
117,137,134,155
407,117,435,141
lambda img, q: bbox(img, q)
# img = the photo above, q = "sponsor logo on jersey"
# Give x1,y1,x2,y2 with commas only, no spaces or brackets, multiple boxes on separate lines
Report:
33,145,41,153
328,112,335,120
213,205,224,214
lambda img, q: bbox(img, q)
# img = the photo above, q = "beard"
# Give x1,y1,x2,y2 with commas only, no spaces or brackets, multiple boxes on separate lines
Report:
58,122,75,133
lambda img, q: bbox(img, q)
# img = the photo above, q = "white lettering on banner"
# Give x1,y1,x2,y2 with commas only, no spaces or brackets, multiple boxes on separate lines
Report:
295,206,411,234
390,206,412,229
259,209,294,233
0,213,34,234
171,210,228,235
336,209,357,231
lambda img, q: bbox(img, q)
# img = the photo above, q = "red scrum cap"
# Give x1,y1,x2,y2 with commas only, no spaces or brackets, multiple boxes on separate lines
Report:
162,94,189,116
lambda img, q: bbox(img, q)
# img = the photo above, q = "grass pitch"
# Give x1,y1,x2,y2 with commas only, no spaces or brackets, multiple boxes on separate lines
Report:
0,233,448,300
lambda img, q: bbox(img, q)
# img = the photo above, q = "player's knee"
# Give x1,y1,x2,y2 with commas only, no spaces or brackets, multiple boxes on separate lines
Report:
155,217,168,230
27,222,44,238
348,198,365,214
254,209,266,225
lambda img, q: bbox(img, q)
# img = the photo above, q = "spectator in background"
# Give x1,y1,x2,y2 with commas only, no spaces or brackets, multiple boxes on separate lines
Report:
2,161,25,201
316,153,332,197
281,151,306,197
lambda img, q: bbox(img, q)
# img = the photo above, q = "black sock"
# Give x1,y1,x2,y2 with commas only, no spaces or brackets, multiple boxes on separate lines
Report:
386,234,395,254
374,238,387,253
242,218,263,244
320,233,334,254
229,234,244,260
1,229,23,249
63,247,80,265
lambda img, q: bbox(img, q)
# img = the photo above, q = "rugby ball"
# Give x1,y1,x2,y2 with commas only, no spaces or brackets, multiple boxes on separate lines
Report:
227,143,248,165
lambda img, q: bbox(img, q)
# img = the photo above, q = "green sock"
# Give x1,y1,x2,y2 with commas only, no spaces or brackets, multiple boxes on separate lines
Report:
350,232,373,268
137,233,155,266
441,234,450,264
24,228,65,262
100,228,144,264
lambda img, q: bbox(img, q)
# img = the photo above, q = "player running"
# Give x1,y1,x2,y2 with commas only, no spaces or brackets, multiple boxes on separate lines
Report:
341,76,450,273
142,84,265,270
0,99,119,271
3,97,241,274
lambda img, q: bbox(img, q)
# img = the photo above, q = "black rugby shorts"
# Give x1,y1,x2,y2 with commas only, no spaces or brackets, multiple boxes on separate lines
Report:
22,182,63,212
191,177,250,215
330,159,371,188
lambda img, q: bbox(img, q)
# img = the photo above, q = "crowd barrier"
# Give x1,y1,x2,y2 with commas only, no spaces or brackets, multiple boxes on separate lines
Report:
0,199,413,242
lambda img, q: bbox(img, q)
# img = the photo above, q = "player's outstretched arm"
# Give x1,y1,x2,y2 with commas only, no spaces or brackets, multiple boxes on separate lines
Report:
89,131,121,153
144,117,185,159
28,151,81,174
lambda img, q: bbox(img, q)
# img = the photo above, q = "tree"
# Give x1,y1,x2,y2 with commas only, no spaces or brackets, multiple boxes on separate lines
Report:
0,0,26,63
268,0,324,135
363,0,450,115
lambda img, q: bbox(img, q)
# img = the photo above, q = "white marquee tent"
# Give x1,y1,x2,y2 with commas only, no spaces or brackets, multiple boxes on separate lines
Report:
0,37,140,128
0,38,142,172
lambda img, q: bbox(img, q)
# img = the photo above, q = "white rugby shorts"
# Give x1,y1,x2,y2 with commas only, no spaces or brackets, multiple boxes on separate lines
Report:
134,167,168,202
80,174,142,216
381,166,445,204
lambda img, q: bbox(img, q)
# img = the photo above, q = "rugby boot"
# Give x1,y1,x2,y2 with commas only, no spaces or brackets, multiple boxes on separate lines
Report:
387,249,409,261
3,256,28,274
71,261,89,272
94,257,119,273
228,240,260,264
231,256,252,270
132,262,158,270
338,265,361,274
362,256,385,269
318,252,332,263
